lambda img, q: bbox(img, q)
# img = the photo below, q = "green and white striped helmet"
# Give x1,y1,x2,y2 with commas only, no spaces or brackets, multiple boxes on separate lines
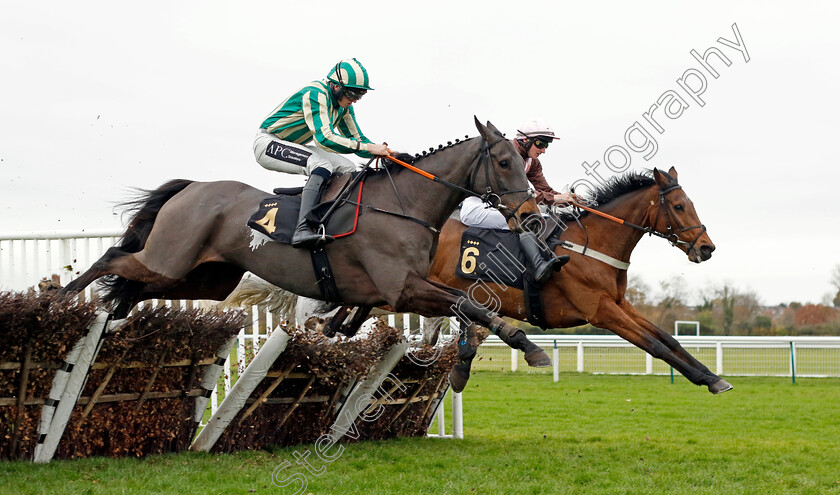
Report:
326,58,374,90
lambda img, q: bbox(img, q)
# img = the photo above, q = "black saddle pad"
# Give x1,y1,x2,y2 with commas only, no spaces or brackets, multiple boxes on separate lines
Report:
455,227,527,289
248,178,364,245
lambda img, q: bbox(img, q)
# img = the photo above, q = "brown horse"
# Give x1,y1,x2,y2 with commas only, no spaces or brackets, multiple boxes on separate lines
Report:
232,167,731,395
61,119,554,365
430,167,732,394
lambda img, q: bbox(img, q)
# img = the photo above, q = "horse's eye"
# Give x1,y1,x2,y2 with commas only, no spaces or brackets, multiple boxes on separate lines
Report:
674,204,684,211
499,160,510,169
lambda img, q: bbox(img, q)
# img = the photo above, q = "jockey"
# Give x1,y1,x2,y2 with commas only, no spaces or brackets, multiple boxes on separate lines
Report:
460,119,571,284
254,58,391,249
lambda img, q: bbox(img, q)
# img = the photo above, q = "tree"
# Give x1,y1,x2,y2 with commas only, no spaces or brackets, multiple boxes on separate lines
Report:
719,285,735,335
831,264,840,307
625,276,651,307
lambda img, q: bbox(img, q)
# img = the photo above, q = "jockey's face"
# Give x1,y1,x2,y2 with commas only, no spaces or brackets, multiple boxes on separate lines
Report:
527,143,546,160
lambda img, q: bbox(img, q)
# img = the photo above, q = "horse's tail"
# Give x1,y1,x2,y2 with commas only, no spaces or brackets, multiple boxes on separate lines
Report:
216,275,300,322
99,179,195,308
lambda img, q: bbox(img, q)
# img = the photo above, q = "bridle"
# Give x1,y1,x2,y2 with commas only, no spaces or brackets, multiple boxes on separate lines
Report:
381,136,534,221
650,183,707,253
470,137,534,221
567,181,707,254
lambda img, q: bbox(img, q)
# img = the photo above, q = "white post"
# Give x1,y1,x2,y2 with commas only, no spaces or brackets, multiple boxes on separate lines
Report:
191,328,291,452
437,391,446,436
789,341,797,378
402,314,411,338
577,341,584,372
452,391,463,439
716,341,723,375
552,340,559,383
510,348,518,372
34,312,110,463
237,328,246,377
193,337,237,423
645,353,653,375
251,305,260,355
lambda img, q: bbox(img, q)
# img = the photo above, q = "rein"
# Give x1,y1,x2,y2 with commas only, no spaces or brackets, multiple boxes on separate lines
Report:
569,183,707,251
381,137,533,220
349,136,534,235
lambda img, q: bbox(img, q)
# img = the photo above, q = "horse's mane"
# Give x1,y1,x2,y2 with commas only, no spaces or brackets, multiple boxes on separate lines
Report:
375,136,476,175
556,170,656,223
583,169,656,206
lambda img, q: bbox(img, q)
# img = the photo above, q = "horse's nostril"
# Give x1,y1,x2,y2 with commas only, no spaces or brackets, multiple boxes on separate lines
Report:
700,245,715,256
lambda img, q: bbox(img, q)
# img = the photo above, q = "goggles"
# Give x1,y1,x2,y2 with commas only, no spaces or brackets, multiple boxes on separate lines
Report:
342,87,367,101
532,137,552,149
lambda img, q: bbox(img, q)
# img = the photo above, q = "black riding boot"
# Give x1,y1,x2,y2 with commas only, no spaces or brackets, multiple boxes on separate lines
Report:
519,231,569,284
291,168,334,249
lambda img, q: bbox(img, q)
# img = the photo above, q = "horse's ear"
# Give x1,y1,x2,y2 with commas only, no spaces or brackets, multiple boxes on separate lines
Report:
484,120,503,137
474,116,486,137
653,168,674,187
474,117,504,141
668,166,679,181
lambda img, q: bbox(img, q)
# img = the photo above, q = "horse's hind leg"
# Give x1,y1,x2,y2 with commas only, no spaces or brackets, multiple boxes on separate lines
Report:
449,318,480,393
62,247,131,295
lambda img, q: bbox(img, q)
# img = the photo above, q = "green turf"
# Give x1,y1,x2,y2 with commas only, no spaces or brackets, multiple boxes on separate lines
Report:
2,373,839,494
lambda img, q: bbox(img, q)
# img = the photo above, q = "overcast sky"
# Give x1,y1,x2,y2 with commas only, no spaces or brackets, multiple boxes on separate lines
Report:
2,1,839,306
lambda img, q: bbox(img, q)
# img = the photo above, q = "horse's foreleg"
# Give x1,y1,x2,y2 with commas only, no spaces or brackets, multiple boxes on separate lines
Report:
619,300,732,394
589,296,731,394
394,276,551,368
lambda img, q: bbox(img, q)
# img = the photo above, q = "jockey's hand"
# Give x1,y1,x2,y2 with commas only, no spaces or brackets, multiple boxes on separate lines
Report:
553,192,575,205
367,143,389,156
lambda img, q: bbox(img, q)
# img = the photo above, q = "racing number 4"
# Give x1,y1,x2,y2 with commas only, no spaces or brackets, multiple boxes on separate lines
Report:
255,207,279,234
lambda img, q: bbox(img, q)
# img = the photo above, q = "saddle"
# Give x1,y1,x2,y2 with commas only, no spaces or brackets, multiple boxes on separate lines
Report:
246,171,370,304
456,226,559,329
247,171,366,244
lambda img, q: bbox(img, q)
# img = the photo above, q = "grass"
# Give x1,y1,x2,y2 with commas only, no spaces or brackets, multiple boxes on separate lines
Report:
2,373,839,494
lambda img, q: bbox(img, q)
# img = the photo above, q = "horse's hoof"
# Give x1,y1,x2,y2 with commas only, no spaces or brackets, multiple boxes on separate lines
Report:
449,366,470,393
709,379,733,394
524,349,552,368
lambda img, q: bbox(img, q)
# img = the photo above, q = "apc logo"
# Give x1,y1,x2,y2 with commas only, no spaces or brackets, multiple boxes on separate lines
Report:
266,142,311,167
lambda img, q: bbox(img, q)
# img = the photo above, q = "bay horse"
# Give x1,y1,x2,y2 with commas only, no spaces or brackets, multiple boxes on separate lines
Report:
60,118,553,366
430,167,732,394
222,167,731,395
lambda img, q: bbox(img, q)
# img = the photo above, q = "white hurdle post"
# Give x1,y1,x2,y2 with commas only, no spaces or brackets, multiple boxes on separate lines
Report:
34,312,111,463
191,327,291,452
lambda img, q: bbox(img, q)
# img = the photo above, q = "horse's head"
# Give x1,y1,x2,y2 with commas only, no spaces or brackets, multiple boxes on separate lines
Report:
473,117,540,231
651,167,715,263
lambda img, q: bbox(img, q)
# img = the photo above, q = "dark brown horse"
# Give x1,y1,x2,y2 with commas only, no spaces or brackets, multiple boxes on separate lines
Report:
430,167,732,394
61,119,554,365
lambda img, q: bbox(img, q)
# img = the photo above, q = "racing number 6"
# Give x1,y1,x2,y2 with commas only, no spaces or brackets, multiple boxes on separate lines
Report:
460,246,479,274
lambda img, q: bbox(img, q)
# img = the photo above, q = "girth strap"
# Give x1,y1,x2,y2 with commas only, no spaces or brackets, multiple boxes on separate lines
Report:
310,247,342,303
523,277,548,330
559,241,630,270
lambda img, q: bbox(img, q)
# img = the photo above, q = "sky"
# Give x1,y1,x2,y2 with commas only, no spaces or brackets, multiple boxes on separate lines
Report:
2,1,839,306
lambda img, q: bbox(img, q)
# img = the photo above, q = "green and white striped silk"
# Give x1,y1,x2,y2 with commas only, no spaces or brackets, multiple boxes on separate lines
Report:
259,80,374,157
